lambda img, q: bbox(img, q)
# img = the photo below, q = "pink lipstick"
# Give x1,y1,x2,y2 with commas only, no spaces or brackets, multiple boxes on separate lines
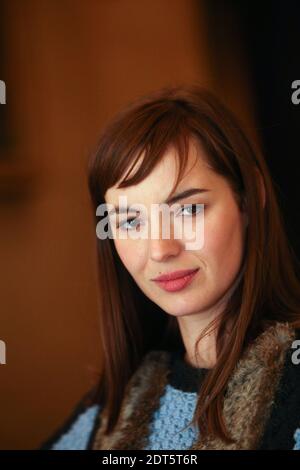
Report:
151,268,200,292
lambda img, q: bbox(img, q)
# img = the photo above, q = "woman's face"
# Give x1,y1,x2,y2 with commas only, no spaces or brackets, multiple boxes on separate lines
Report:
104,137,248,318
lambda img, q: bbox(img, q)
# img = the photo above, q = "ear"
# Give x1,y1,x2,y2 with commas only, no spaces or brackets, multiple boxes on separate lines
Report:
255,166,266,209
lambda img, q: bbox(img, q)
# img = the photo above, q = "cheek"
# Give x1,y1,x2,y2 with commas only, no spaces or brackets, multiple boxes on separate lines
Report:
203,206,245,273
114,239,146,275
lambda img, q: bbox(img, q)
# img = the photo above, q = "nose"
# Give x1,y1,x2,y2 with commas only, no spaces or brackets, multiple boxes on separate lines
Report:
149,237,182,262
148,217,182,262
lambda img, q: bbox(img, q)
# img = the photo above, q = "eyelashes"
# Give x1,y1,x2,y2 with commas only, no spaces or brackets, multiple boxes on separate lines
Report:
118,217,141,230
117,204,205,231
178,203,204,216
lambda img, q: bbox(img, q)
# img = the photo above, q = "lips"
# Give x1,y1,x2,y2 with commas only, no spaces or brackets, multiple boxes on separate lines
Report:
151,268,200,293
151,268,199,282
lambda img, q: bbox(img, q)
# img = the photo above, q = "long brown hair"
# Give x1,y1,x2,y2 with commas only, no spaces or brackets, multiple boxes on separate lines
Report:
87,84,300,443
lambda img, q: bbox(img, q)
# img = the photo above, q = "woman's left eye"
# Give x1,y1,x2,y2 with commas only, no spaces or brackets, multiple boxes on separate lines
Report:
179,204,204,216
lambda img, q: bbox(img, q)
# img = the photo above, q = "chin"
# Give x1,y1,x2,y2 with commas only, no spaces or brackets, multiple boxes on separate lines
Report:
159,300,202,317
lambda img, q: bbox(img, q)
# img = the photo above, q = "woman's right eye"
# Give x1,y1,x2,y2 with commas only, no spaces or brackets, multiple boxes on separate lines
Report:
118,218,140,231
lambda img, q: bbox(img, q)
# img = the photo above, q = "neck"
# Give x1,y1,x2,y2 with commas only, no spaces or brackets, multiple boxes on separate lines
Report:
183,333,217,368
178,310,219,368
177,271,244,369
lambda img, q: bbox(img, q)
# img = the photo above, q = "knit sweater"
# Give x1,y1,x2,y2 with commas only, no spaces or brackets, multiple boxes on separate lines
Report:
40,350,208,450
40,321,300,450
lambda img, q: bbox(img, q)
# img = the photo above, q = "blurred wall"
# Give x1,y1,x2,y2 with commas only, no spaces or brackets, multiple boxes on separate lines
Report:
0,0,258,449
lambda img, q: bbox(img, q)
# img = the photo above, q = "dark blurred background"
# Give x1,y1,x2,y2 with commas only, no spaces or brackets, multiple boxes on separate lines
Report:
0,0,299,449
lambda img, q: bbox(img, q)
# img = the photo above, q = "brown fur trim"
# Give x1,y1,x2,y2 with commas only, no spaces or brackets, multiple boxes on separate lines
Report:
190,321,296,449
92,321,296,450
91,350,171,450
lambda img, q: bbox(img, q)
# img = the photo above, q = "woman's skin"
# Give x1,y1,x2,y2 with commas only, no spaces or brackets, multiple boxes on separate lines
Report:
105,136,249,369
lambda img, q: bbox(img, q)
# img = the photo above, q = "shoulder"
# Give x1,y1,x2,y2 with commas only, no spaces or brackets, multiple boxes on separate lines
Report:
39,388,101,450
259,326,300,449
39,351,171,450
50,404,100,450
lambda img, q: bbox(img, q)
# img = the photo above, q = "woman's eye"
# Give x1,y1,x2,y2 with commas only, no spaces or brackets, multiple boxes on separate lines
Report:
117,205,204,230
179,204,204,216
118,217,140,230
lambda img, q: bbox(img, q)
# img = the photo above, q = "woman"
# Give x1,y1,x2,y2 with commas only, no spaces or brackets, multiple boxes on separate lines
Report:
40,84,300,450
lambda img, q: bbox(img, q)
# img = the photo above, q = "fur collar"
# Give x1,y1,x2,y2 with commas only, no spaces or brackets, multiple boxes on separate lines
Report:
91,321,296,450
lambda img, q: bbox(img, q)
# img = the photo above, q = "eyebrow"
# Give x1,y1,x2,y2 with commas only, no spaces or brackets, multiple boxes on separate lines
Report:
107,188,211,216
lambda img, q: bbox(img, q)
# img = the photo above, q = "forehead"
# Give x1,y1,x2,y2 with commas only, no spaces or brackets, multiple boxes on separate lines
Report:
104,138,216,205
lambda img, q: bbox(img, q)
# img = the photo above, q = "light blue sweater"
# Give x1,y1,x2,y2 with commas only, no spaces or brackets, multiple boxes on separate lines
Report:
47,351,205,450
51,386,200,450
45,350,300,450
